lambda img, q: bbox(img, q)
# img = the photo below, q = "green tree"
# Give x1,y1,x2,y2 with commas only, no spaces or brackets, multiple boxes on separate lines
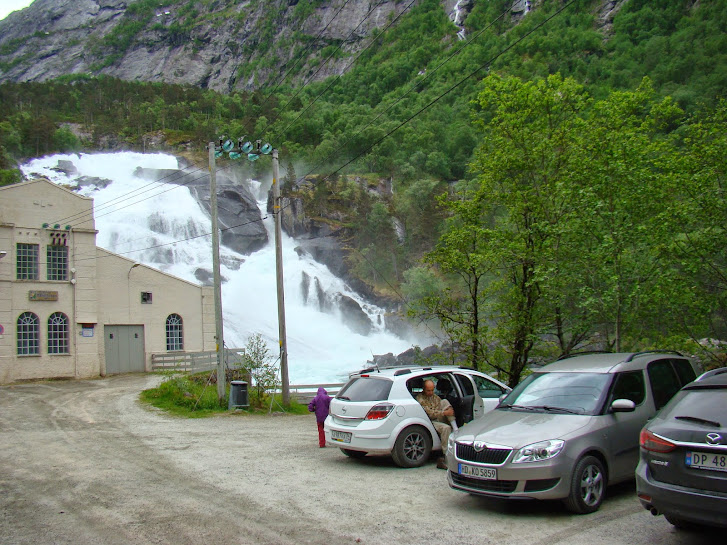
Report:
465,74,588,385
569,79,683,350
238,333,279,408
664,101,727,352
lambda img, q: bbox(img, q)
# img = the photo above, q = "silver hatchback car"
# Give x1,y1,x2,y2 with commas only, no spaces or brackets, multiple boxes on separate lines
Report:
445,351,697,513
325,365,510,467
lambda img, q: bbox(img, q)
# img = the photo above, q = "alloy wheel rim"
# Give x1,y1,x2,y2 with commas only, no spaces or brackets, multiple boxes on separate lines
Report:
580,465,604,506
404,433,425,461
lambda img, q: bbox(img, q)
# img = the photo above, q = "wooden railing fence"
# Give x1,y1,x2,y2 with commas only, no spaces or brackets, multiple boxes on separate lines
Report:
151,349,343,403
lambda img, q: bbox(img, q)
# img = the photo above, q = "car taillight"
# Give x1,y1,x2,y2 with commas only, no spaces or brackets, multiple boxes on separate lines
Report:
640,429,676,453
365,403,394,420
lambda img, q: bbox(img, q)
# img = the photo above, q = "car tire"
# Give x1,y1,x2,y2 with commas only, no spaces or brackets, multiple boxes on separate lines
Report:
340,448,367,459
563,455,606,514
391,425,432,468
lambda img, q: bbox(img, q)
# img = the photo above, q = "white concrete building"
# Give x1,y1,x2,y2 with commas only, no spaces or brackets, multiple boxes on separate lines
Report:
0,178,215,383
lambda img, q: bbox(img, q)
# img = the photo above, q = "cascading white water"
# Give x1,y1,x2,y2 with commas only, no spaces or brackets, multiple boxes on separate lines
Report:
451,0,467,40
21,151,423,383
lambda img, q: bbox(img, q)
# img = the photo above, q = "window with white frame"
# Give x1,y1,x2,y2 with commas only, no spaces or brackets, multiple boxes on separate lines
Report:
48,312,70,354
166,314,183,351
47,245,69,281
16,243,39,280
17,312,40,355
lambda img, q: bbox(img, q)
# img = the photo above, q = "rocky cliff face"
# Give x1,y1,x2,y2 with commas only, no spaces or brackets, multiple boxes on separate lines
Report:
0,1,626,93
0,0,425,93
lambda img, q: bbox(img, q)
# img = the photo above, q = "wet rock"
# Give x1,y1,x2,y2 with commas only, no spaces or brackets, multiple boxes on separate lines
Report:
336,295,372,336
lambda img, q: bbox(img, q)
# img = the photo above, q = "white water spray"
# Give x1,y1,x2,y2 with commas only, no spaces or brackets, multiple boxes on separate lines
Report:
21,152,423,383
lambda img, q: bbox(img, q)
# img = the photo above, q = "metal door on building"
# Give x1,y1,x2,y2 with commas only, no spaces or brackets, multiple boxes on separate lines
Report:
104,325,146,374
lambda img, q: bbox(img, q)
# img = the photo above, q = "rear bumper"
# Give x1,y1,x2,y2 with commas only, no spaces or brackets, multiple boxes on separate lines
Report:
636,460,727,528
324,421,396,453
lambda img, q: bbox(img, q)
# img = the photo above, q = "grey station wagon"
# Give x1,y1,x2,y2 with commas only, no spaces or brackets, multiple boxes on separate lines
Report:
445,351,696,513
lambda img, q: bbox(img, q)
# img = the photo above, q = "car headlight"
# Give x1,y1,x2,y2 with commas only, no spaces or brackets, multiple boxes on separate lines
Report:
512,440,565,463
447,434,456,454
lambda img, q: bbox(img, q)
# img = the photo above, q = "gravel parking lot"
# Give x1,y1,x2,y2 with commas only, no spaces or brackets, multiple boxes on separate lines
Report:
0,374,719,545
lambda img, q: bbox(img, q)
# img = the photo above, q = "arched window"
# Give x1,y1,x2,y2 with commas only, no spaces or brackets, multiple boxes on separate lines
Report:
17,312,40,355
166,314,183,351
48,312,69,354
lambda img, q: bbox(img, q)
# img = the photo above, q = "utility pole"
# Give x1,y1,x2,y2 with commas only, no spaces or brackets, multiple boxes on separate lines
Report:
209,143,226,401
272,149,290,406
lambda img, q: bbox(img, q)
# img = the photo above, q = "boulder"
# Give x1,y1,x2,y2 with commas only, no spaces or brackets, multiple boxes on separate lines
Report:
133,165,268,255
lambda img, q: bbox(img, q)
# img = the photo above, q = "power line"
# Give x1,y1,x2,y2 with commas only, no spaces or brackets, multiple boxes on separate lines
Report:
29,0,576,322
298,0,578,185
296,3,511,183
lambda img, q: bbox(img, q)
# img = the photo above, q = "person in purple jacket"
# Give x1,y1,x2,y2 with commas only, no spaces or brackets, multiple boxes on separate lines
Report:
308,387,332,448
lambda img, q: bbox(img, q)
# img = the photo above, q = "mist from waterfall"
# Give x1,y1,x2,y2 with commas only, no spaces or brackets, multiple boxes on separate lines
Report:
21,152,423,383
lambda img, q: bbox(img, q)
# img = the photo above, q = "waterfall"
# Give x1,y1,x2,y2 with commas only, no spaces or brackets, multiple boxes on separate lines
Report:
451,0,467,40
21,152,424,383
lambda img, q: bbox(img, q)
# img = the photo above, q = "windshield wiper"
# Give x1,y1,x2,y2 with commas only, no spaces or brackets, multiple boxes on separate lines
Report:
526,405,582,415
498,404,539,411
675,415,721,427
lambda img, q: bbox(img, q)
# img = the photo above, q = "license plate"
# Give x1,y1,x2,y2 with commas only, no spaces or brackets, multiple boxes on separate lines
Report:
458,463,497,480
331,430,352,443
686,451,727,472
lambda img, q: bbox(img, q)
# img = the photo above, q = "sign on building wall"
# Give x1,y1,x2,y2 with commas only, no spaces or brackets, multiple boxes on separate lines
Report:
28,290,59,301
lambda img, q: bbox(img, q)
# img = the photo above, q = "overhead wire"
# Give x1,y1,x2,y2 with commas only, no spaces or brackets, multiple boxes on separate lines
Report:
289,0,578,187
294,3,511,183
41,1,407,230
39,0,576,299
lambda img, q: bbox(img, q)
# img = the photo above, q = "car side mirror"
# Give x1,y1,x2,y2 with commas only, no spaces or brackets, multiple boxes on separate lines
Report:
611,399,636,413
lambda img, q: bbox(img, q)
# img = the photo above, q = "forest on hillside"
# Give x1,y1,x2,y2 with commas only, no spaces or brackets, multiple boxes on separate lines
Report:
1,0,726,381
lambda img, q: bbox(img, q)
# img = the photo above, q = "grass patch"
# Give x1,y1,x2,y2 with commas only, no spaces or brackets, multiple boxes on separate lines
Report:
140,372,309,417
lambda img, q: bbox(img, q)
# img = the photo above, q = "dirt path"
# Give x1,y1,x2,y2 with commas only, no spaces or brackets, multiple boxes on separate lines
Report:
0,375,716,545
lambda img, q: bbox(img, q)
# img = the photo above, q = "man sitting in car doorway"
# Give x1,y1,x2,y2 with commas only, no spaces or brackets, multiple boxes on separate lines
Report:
416,379,457,469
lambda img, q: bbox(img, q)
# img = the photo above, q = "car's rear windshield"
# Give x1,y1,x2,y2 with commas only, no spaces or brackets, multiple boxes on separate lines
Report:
500,372,611,415
337,376,393,402
661,388,727,423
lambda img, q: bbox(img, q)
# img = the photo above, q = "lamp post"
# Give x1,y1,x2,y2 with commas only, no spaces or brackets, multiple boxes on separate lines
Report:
210,136,290,407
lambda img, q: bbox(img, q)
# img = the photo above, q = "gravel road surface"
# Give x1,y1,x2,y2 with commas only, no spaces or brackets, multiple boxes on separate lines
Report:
0,374,719,545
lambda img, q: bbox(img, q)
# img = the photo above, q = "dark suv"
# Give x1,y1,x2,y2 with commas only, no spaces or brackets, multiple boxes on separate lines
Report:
636,372,727,529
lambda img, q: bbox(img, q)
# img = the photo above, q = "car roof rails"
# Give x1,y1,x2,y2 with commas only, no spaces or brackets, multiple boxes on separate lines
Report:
350,363,382,377
556,350,613,361
394,369,412,376
624,350,684,362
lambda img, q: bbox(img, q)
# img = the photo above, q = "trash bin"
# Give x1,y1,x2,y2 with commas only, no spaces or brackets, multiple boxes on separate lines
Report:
228,380,249,409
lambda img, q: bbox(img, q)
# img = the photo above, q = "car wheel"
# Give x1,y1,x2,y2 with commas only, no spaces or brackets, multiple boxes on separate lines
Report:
664,514,697,530
340,448,367,459
391,425,432,468
564,455,606,514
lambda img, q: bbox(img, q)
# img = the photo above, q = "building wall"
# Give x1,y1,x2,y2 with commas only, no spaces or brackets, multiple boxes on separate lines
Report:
0,178,215,384
96,249,215,372
0,179,98,383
